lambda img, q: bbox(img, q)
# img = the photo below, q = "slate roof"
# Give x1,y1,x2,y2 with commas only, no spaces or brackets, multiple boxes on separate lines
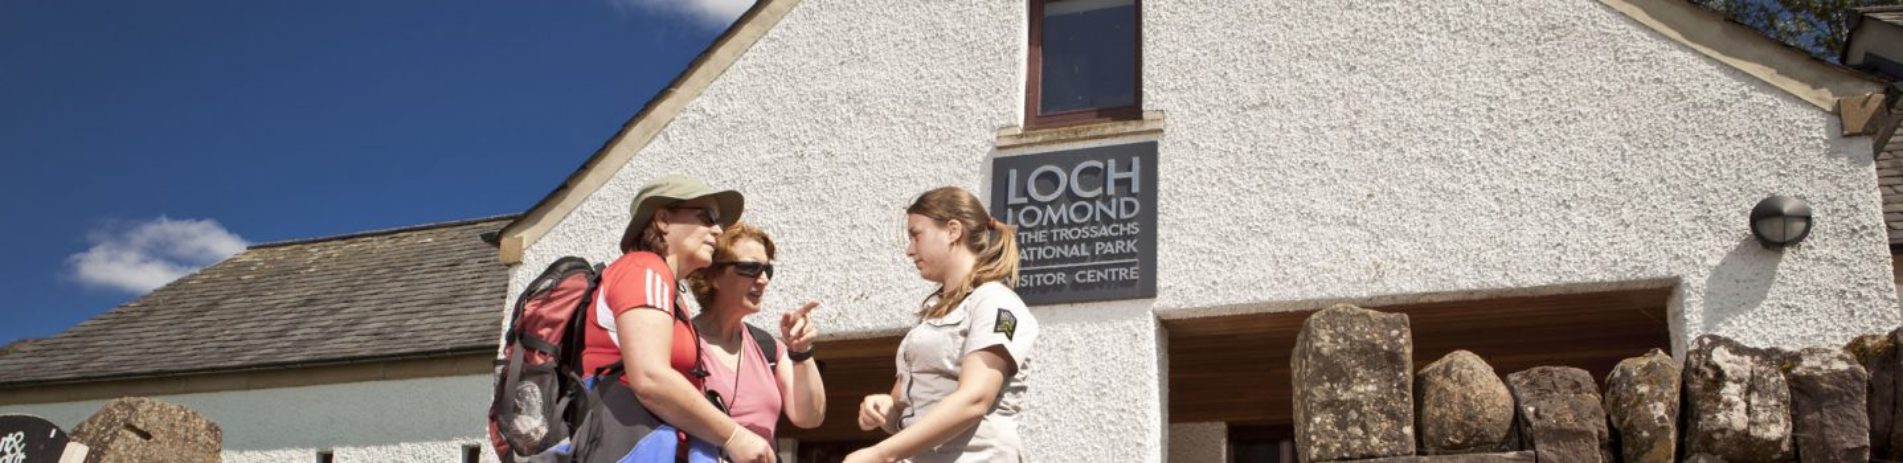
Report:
0,216,514,387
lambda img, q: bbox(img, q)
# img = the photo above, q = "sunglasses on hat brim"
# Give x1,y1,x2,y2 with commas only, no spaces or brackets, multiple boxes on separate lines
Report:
665,206,721,227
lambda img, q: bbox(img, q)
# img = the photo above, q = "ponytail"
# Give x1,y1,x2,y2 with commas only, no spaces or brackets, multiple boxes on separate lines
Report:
970,217,1020,293
907,187,1021,319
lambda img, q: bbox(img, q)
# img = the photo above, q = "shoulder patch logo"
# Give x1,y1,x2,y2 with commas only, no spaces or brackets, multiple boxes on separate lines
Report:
994,309,1018,341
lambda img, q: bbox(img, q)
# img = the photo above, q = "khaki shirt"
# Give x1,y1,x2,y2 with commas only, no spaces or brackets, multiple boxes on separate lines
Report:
894,282,1039,463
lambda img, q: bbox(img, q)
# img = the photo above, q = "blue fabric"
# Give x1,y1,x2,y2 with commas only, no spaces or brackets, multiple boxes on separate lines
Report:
618,424,719,463
585,375,719,463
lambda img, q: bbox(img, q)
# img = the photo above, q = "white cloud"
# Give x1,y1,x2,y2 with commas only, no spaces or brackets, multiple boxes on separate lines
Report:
68,217,247,294
609,0,752,29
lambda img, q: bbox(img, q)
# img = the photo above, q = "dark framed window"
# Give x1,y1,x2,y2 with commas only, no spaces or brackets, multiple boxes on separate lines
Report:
1026,0,1143,129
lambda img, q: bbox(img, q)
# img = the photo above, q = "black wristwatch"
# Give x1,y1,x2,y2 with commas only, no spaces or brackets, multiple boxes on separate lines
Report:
788,347,816,363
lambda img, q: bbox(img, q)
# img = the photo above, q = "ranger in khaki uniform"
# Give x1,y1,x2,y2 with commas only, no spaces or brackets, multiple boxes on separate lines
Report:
851,187,1040,463
894,282,1038,462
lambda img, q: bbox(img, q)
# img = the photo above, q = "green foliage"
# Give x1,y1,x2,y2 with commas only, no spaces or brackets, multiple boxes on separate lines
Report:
1693,0,1903,62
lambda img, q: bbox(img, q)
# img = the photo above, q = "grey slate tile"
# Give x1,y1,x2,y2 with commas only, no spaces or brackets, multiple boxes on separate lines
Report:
0,216,514,386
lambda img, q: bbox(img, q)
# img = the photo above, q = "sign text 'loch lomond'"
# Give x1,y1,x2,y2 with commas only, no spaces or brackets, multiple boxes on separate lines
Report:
989,141,1157,305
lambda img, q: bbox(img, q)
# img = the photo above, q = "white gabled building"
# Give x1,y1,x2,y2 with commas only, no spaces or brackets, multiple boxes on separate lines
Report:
0,217,514,463
491,0,1901,461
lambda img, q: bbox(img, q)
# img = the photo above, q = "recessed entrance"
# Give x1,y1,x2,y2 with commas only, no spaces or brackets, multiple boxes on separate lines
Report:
780,335,902,463
1165,287,1673,461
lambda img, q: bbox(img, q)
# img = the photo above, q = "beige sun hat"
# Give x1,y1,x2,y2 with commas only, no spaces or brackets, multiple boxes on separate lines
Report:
619,174,744,252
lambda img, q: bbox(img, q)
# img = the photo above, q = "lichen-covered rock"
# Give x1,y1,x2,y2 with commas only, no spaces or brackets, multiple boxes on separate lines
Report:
1505,366,1612,463
1292,304,1415,461
69,397,220,463
1784,347,1870,463
1846,329,1901,460
1415,350,1516,454
1682,334,1794,463
1603,349,1679,463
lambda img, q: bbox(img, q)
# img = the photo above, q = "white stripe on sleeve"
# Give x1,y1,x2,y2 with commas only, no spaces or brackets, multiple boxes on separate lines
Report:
645,269,657,308
596,290,619,347
660,279,672,312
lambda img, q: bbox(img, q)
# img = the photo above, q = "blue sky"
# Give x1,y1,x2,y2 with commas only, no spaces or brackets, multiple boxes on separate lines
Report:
0,0,751,344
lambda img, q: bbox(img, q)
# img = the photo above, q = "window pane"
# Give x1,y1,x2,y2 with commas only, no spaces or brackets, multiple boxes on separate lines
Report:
1040,0,1137,115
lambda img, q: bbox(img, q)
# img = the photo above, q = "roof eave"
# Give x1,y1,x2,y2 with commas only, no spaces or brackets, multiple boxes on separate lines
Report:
496,0,802,265
0,345,496,391
1596,0,1891,137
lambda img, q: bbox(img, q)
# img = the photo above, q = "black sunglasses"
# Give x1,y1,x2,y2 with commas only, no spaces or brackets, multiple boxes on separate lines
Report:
666,206,721,227
714,261,774,279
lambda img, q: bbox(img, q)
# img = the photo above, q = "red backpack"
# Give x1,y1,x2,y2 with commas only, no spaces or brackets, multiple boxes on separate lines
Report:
487,256,782,462
488,256,601,462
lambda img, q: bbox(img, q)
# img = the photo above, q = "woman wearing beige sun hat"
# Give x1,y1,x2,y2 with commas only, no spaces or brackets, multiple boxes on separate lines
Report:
569,174,778,463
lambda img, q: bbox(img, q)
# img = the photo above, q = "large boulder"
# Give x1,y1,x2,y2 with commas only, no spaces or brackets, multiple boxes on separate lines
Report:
1292,304,1415,461
69,397,220,463
1602,349,1679,463
1681,334,1794,462
1504,366,1612,463
1784,347,1870,463
1414,350,1516,454
1846,329,1901,460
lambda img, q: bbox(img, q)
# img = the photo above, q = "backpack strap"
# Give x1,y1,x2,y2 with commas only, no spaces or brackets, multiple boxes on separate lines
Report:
678,298,711,381
744,324,779,370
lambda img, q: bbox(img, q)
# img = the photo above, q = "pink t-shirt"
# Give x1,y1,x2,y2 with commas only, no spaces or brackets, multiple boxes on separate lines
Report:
700,327,786,443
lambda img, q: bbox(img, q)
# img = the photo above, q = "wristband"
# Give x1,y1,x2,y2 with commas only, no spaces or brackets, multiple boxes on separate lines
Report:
723,423,742,448
788,346,816,363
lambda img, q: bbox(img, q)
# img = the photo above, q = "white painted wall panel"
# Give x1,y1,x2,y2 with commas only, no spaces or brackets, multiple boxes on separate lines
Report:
0,375,497,463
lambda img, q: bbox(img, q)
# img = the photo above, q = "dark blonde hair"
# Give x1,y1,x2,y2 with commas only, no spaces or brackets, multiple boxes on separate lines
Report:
907,186,1019,319
685,222,778,308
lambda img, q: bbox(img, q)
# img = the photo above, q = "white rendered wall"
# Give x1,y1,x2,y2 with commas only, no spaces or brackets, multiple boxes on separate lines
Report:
512,0,1900,459
0,375,497,463
1136,0,1895,351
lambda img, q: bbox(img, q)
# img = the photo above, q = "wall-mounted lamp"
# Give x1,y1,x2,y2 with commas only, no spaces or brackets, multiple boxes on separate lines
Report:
1750,196,1812,249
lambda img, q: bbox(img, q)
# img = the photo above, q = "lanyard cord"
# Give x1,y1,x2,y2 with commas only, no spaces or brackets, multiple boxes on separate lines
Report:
690,306,750,419
730,332,743,417
678,290,709,382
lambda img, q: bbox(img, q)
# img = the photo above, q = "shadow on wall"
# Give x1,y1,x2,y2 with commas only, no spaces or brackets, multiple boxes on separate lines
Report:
1701,236,1782,334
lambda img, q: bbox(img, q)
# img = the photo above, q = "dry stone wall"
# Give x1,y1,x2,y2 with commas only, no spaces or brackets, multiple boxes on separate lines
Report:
1293,304,1891,463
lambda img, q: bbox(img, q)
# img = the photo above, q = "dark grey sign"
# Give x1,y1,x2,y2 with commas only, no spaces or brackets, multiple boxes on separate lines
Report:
990,141,1157,305
0,414,73,463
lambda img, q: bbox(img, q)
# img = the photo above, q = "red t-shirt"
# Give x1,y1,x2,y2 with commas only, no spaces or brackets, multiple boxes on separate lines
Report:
580,251,703,388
